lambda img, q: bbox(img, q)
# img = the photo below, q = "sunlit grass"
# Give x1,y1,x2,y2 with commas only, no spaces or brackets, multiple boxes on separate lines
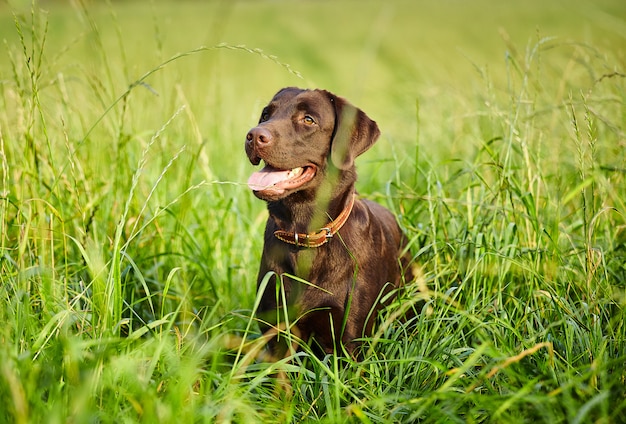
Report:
0,0,625,422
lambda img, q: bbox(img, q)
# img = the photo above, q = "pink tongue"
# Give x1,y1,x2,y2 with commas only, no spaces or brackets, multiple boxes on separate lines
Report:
247,166,291,191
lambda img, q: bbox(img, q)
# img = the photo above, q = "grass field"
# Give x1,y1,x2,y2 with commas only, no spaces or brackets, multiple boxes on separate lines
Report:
1,0,625,422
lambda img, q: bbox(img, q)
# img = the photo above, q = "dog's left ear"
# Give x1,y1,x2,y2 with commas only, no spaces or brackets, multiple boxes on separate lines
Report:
325,91,380,170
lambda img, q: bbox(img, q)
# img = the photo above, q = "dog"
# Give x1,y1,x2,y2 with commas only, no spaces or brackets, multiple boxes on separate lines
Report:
245,87,412,357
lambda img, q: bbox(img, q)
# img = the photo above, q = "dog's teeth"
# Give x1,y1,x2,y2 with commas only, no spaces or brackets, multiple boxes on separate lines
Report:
288,167,303,178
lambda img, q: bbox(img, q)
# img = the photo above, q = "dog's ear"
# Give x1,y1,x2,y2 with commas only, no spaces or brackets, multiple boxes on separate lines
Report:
325,92,380,170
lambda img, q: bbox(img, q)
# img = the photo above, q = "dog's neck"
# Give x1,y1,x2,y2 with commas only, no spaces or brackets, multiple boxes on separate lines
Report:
267,182,355,236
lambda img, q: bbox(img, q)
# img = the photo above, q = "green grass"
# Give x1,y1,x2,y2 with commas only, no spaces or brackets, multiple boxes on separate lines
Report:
1,0,625,422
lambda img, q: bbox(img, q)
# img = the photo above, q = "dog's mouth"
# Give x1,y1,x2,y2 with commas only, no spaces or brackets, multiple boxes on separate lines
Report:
247,164,317,196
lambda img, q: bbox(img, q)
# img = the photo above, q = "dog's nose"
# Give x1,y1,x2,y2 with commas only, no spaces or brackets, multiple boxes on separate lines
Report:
246,127,273,146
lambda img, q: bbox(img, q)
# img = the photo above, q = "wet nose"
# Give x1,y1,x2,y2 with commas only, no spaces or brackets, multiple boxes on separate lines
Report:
246,127,273,147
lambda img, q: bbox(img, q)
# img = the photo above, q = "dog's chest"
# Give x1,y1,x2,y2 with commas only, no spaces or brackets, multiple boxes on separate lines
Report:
272,243,353,306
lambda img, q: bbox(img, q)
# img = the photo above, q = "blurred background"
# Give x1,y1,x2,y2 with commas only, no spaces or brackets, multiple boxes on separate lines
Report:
1,0,623,178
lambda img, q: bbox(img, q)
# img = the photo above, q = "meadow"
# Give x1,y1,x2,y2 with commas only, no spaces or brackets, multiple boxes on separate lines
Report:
0,0,625,422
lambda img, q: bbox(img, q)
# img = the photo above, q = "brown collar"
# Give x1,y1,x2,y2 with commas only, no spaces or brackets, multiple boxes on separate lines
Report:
274,192,356,248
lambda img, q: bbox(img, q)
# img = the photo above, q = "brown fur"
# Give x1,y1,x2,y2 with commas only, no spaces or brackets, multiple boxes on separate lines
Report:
245,87,412,356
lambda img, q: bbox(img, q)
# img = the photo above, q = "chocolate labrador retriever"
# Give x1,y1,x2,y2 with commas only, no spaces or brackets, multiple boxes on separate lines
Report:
245,87,412,356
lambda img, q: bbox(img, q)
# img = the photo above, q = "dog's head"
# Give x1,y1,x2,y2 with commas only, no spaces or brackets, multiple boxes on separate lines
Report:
245,87,380,201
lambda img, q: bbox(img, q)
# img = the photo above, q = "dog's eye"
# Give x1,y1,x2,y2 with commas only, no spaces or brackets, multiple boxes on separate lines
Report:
260,112,270,122
303,115,315,125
